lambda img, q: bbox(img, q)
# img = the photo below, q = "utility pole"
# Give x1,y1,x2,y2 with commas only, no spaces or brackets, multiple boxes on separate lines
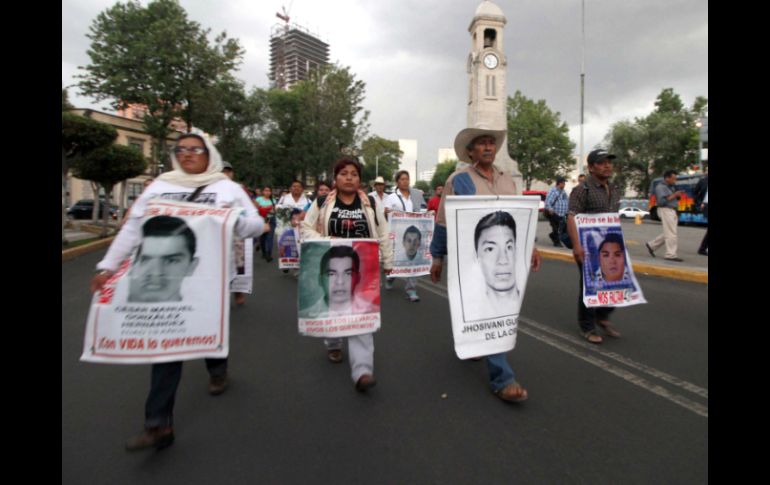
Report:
579,0,585,177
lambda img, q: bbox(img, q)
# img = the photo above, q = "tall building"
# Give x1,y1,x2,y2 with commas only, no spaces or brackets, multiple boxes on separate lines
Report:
398,139,418,184
269,24,330,90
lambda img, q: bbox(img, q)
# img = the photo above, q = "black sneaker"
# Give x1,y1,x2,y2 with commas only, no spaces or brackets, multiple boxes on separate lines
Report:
645,243,656,257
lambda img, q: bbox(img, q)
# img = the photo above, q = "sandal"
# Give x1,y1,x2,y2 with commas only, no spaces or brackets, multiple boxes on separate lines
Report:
597,320,621,338
327,349,343,363
581,329,603,344
496,382,528,403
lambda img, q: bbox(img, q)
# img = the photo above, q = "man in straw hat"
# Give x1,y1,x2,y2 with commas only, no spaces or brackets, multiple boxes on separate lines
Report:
430,125,541,403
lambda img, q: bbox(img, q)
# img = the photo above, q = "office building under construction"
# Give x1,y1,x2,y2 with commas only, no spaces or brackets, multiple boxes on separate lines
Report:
269,24,329,90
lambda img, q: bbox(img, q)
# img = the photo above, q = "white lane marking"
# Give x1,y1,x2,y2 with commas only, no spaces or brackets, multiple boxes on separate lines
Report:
519,317,708,399
415,279,708,418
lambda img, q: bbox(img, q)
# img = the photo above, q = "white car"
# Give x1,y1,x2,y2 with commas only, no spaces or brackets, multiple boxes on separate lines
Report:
619,207,650,218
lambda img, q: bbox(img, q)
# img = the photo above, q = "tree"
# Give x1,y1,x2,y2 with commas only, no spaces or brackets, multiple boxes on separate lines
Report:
62,113,118,244
506,90,575,190
77,0,243,174
289,64,370,181
431,159,458,188
71,144,147,237
604,88,708,197
414,180,431,194
360,135,402,183
62,89,74,111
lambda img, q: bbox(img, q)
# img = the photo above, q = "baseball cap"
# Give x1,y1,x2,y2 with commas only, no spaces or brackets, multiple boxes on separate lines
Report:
222,161,233,170
587,149,616,165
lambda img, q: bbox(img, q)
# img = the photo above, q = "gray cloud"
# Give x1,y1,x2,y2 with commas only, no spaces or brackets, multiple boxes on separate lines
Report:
62,0,707,175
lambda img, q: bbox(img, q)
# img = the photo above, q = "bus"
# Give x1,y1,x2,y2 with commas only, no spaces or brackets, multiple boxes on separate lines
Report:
648,173,707,225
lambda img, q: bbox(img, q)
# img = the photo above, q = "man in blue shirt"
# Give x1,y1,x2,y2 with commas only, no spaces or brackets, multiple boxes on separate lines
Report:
544,176,568,247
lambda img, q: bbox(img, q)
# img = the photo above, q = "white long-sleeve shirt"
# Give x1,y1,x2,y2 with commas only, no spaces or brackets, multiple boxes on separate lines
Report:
96,179,264,272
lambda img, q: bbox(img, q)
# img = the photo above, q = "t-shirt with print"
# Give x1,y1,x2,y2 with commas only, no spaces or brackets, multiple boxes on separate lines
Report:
328,197,370,238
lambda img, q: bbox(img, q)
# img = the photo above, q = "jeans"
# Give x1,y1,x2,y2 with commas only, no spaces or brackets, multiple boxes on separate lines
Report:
144,358,228,429
260,217,276,257
486,353,515,392
576,262,614,333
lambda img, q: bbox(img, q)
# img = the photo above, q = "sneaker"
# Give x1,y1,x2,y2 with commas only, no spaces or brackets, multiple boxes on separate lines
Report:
355,374,377,392
384,278,394,290
209,374,228,396
664,257,684,262
125,426,174,451
406,289,420,302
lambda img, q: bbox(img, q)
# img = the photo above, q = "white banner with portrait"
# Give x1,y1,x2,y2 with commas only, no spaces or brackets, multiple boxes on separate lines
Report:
445,196,539,359
275,206,301,269
388,210,434,277
575,212,647,308
81,199,239,364
231,238,253,293
297,239,381,338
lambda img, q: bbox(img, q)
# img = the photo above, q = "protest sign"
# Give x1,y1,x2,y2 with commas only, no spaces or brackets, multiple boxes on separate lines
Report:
575,212,646,308
297,239,381,338
275,206,301,269
230,237,253,294
81,199,238,364
388,210,433,277
445,196,539,359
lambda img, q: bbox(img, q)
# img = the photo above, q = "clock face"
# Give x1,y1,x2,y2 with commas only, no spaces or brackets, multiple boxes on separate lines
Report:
484,53,498,69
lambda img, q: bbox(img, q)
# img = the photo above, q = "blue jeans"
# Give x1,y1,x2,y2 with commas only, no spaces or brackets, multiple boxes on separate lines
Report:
144,358,227,429
576,262,614,332
486,353,515,392
260,217,276,257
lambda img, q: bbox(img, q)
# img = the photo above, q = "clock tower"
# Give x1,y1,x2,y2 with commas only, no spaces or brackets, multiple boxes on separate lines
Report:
466,1,521,181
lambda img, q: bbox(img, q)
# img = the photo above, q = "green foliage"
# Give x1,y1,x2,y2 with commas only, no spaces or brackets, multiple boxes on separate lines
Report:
243,65,371,188
604,88,707,197
72,144,147,188
431,159,458,188
414,180,430,193
62,112,117,160
62,89,75,111
77,0,243,172
71,144,147,236
506,91,575,190
360,135,402,183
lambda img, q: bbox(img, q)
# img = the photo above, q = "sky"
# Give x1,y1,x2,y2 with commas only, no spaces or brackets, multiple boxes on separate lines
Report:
62,0,708,176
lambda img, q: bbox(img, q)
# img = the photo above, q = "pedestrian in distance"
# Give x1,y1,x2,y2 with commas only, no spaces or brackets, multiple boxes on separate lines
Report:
645,170,686,262
544,176,569,247
430,125,542,403
90,131,264,451
256,186,277,262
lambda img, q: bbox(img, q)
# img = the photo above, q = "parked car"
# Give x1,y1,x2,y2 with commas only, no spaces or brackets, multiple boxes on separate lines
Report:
618,207,650,218
66,199,118,220
522,190,547,212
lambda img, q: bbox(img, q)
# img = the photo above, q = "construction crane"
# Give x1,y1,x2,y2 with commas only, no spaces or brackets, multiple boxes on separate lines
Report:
275,2,293,26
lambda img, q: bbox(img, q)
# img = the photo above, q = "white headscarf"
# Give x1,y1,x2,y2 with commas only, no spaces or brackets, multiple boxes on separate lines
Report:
156,127,229,188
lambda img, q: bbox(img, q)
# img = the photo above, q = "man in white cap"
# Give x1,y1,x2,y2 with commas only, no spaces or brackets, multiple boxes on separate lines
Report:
430,126,541,403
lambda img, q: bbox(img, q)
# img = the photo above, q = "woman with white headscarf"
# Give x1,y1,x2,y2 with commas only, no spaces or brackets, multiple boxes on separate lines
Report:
90,129,264,451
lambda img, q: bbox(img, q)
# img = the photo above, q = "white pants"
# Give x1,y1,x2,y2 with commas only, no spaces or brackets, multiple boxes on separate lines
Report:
648,207,678,258
387,276,417,292
324,334,374,382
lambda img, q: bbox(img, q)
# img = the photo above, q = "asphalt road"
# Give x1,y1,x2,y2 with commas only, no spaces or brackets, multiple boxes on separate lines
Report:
62,247,707,484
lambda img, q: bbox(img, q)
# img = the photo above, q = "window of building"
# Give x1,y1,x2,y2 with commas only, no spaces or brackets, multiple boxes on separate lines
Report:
128,137,145,155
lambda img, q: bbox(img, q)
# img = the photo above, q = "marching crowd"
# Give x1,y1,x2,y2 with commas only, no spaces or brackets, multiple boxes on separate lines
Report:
88,123,701,452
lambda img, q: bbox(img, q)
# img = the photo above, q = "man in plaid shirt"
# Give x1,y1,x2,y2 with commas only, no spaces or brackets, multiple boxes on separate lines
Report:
544,176,568,247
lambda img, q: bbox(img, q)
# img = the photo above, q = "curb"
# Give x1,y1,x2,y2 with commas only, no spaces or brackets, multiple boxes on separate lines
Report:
62,236,115,262
537,248,707,285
